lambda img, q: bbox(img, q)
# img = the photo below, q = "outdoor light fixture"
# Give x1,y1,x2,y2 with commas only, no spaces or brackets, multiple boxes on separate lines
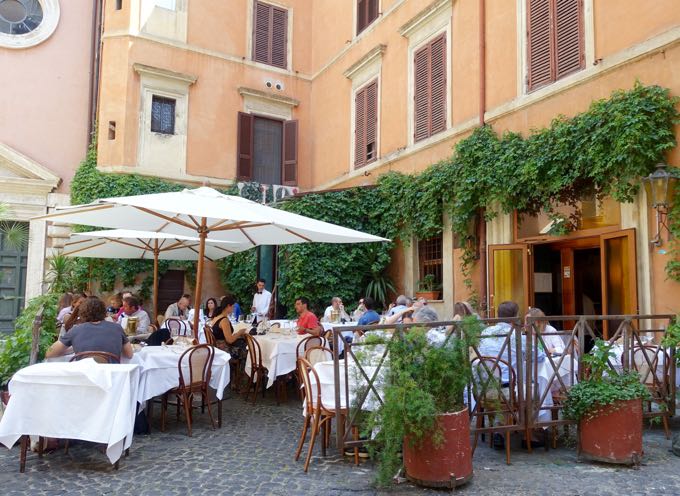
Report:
642,162,678,247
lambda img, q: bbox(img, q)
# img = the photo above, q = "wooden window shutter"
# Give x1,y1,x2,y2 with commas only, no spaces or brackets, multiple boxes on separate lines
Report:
365,80,378,164
413,43,430,142
253,1,271,65
357,0,367,34
237,112,254,180
429,34,447,135
527,0,553,91
368,0,379,25
354,86,367,167
282,119,298,185
555,0,584,79
271,6,288,69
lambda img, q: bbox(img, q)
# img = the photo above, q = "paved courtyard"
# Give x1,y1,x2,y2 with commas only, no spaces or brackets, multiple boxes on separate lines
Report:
0,391,678,496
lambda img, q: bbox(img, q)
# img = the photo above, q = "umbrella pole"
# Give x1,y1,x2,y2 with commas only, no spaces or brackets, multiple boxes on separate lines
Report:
192,218,208,340
153,240,159,325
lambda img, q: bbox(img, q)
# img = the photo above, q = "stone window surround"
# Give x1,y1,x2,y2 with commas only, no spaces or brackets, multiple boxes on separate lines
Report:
0,0,59,49
245,0,294,72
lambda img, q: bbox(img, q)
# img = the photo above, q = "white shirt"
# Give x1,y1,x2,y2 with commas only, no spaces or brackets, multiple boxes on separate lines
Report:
322,305,350,322
117,308,151,335
252,289,272,317
541,324,565,354
478,322,546,383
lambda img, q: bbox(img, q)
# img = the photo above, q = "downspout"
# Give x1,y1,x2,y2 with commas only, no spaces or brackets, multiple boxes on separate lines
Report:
87,0,104,146
478,0,488,314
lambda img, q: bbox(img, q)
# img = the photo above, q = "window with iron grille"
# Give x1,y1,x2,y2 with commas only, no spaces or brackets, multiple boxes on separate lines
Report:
418,236,443,288
413,33,447,143
150,95,176,135
252,0,288,69
357,0,378,35
354,79,378,168
527,0,584,92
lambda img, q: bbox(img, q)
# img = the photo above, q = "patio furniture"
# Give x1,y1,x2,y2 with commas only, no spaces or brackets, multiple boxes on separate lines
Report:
629,345,672,439
70,351,120,364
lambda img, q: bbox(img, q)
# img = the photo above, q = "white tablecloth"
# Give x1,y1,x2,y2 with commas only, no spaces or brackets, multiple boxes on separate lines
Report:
532,354,579,422
0,360,140,464
245,332,306,388
306,360,384,413
130,345,231,403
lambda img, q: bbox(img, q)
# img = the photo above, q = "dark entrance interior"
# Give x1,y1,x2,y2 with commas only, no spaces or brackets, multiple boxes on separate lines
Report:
157,269,185,320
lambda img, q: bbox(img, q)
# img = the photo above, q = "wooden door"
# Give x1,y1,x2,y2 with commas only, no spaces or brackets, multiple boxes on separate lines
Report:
0,227,28,333
600,229,638,338
488,244,530,317
157,270,185,320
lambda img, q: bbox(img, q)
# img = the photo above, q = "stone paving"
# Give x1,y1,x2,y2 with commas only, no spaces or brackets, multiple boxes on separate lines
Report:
0,391,679,495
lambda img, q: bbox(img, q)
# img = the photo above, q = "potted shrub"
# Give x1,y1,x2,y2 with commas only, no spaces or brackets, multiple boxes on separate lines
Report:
366,317,481,488
564,339,650,465
415,274,440,300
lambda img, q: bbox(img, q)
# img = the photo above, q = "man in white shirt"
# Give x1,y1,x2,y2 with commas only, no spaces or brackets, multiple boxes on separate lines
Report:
251,278,272,323
322,297,351,323
118,295,151,335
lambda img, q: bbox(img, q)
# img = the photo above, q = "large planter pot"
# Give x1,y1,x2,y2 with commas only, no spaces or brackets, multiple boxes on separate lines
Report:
403,408,472,488
578,398,643,465
415,291,439,301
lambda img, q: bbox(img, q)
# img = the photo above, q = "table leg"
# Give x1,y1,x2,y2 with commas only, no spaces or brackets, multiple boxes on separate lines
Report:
19,435,27,473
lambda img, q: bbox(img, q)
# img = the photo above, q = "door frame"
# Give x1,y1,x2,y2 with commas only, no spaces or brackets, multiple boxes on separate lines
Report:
487,243,530,317
600,228,638,338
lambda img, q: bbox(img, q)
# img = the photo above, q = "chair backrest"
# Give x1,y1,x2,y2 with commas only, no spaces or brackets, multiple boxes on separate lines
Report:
245,333,263,369
297,357,322,415
166,318,190,337
296,335,326,357
204,324,216,346
304,346,332,366
70,351,120,364
177,344,214,388
629,345,669,387
471,356,516,404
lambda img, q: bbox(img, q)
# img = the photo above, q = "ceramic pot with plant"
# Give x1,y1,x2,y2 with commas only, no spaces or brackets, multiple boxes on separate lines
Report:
415,274,439,301
564,339,650,465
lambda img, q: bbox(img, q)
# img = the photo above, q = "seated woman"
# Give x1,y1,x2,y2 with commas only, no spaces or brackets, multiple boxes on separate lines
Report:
208,294,248,360
525,307,565,355
46,296,133,360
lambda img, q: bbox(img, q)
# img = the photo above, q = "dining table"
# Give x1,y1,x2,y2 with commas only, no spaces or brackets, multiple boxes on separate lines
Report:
0,360,140,465
245,327,307,389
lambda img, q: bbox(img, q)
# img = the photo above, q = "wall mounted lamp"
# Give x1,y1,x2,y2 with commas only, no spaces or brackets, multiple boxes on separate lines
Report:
642,162,678,247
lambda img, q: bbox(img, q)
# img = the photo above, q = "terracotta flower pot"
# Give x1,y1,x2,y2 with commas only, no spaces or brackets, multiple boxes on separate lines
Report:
403,408,473,488
578,398,643,465
415,291,439,301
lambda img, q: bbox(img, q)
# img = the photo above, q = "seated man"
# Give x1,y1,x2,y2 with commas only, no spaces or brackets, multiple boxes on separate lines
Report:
357,297,380,326
322,297,351,323
165,294,191,320
294,297,323,337
46,297,133,360
386,295,411,322
118,295,151,335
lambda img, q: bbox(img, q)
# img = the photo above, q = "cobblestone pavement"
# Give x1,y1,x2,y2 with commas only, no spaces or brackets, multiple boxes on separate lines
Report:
0,391,679,496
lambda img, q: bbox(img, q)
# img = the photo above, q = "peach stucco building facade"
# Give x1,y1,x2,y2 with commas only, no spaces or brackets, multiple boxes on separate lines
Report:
96,0,680,319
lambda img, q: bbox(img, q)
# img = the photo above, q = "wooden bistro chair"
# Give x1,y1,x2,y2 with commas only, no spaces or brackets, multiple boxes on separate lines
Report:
304,346,333,366
70,351,120,364
166,317,191,337
205,323,243,392
294,357,358,471
244,333,269,404
628,345,672,439
161,344,218,437
470,356,521,465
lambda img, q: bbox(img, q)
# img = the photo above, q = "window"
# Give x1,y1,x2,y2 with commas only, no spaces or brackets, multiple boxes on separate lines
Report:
418,236,443,288
115,0,122,10
252,1,288,69
237,112,298,185
413,33,446,143
150,96,176,135
354,79,378,168
357,0,378,35
0,0,43,35
527,0,584,91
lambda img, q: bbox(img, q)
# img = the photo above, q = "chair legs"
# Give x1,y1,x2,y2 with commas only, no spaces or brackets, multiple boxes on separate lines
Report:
19,435,28,473
295,415,311,461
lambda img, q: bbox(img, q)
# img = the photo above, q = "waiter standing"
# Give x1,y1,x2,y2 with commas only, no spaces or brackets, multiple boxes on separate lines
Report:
251,278,272,324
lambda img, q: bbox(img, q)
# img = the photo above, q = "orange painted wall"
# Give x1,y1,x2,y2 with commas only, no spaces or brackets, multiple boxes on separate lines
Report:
0,0,94,192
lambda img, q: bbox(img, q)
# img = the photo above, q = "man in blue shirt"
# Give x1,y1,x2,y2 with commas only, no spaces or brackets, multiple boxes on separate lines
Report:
357,297,380,326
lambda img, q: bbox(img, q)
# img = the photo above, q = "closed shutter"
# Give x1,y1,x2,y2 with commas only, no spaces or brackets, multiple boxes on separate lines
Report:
429,34,447,135
365,80,378,163
354,86,366,167
282,119,298,185
555,0,584,79
237,112,254,180
528,0,584,91
413,43,430,142
252,1,288,69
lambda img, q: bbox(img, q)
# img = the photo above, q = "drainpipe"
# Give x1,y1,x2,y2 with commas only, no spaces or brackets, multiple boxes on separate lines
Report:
87,0,104,146
479,0,486,126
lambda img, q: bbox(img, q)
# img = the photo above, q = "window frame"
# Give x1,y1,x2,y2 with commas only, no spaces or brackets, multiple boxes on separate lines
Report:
356,0,380,36
353,78,379,169
150,95,176,135
412,32,448,144
418,236,444,289
251,0,291,70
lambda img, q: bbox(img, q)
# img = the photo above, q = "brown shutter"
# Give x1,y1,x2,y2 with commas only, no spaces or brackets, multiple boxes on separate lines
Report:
555,0,584,79
527,0,553,91
365,80,378,163
253,1,271,65
368,0,379,24
282,119,298,185
357,0,367,34
354,86,367,167
413,43,430,142
237,112,254,180
429,34,447,136
271,6,288,69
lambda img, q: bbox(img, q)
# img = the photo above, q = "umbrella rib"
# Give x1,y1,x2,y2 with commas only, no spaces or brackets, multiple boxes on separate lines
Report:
283,228,313,242
188,215,201,229
212,245,237,255
210,221,268,231
65,238,96,247
208,219,231,230
132,206,195,230
239,228,256,246
105,238,148,251
185,244,216,262
34,204,114,220
63,240,107,256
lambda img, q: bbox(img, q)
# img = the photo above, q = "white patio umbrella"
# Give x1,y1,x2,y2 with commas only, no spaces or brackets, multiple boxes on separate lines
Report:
63,229,249,319
36,187,388,334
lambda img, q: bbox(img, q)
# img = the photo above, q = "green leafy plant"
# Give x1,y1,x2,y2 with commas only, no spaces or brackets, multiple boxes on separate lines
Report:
366,316,482,486
417,274,437,292
0,203,28,251
661,317,680,365
364,273,396,311
563,339,650,422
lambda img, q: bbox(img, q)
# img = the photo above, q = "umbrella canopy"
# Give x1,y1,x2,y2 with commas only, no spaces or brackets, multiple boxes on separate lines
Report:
64,229,248,261
39,187,388,246
36,186,389,335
